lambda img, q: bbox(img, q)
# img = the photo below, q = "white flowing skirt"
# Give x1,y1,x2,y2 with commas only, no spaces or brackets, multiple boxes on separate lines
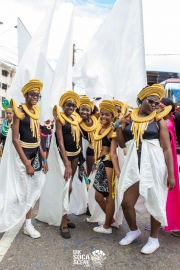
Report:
36,133,70,226
0,129,45,233
118,139,168,226
68,138,88,215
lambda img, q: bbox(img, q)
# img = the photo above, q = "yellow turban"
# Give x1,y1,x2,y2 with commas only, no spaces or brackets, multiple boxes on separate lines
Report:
99,100,117,117
21,79,43,95
59,90,80,108
80,96,94,111
138,84,166,101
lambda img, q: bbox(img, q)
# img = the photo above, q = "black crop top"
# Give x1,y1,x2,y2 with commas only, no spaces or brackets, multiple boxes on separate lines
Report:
80,128,89,142
40,125,53,135
19,113,37,143
124,120,159,141
55,122,79,152
102,135,111,147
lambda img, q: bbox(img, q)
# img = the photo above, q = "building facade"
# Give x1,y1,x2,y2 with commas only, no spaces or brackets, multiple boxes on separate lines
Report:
0,61,16,125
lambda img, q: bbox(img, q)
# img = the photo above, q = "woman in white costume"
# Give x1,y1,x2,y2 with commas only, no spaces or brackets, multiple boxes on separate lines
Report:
116,84,175,254
36,90,81,239
0,79,48,238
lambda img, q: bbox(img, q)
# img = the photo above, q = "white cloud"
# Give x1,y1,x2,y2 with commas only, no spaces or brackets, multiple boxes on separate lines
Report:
0,0,180,67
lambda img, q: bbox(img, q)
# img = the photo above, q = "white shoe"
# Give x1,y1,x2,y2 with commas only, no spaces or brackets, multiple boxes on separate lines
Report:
98,221,119,228
93,225,112,234
119,229,141,245
24,224,41,239
141,237,160,254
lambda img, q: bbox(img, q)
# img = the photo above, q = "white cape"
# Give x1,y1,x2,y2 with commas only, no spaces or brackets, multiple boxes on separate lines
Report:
118,139,168,226
68,138,89,215
36,133,70,226
0,129,45,232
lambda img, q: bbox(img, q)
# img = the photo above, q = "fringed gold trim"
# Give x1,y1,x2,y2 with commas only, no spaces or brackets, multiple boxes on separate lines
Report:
54,105,80,148
10,99,25,120
19,140,40,148
131,108,156,149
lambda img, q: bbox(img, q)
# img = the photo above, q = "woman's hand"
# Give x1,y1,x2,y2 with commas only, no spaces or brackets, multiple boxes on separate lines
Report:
26,160,34,177
43,162,49,174
64,164,72,181
115,170,120,178
167,176,175,191
117,113,131,125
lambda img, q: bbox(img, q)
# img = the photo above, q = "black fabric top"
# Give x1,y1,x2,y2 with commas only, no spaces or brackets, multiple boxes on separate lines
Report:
19,112,37,143
55,122,79,152
124,120,159,141
80,127,89,142
102,135,111,147
40,124,53,135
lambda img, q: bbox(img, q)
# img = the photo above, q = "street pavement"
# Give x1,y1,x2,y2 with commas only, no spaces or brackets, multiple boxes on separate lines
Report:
0,200,180,270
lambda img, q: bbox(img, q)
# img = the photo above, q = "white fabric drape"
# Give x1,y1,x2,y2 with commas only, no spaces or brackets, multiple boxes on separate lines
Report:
0,129,45,232
36,133,70,226
8,0,57,104
50,7,74,108
72,0,146,106
118,139,168,226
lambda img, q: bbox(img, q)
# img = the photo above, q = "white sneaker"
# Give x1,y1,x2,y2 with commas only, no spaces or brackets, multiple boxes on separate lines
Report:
119,229,141,245
141,237,160,254
93,225,112,234
24,224,41,239
98,221,119,228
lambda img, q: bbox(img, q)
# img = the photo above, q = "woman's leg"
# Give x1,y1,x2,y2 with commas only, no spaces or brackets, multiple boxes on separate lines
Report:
86,155,94,176
69,157,79,196
121,182,139,230
95,191,106,212
103,167,115,229
150,215,161,238
26,208,32,219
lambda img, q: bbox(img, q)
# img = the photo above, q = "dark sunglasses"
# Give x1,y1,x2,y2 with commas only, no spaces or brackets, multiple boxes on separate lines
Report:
146,98,160,106
65,102,76,108
29,92,42,100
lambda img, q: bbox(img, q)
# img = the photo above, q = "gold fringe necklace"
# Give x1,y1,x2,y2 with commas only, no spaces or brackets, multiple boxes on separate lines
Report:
131,108,157,149
93,121,115,162
79,115,98,148
53,105,80,148
10,99,40,141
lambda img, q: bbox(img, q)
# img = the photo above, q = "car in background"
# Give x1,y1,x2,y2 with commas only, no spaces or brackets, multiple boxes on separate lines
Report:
160,78,180,111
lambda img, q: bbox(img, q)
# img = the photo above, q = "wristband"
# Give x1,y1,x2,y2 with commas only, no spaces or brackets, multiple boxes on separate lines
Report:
92,163,97,168
43,159,47,163
115,122,121,128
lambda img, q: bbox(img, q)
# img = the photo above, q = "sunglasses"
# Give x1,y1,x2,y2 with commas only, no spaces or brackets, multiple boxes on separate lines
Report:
65,102,76,108
146,98,160,106
29,92,42,100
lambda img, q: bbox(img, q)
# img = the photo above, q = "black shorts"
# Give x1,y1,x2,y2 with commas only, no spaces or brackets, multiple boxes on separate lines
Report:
86,147,94,157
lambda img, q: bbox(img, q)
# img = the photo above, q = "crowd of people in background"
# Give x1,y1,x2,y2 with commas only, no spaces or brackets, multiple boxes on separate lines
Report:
0,80,180,255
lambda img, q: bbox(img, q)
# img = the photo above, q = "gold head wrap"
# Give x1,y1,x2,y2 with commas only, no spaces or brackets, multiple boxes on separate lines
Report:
112,100,128,115
21,79,43,95
156,105,172,120
59,90,80,108
80,96,94,111
137,84,166,101
99,100,117,117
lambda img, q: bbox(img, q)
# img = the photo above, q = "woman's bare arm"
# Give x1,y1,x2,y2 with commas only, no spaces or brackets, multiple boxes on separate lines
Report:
159,119,175,190
12,114,34,176
55,119,72,180
110,137,120,177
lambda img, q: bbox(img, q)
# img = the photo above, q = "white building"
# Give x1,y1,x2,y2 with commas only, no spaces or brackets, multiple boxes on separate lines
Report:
0,60,16,123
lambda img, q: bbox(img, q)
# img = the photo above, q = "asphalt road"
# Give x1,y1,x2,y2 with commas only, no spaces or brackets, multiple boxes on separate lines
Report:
0,200,180,270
